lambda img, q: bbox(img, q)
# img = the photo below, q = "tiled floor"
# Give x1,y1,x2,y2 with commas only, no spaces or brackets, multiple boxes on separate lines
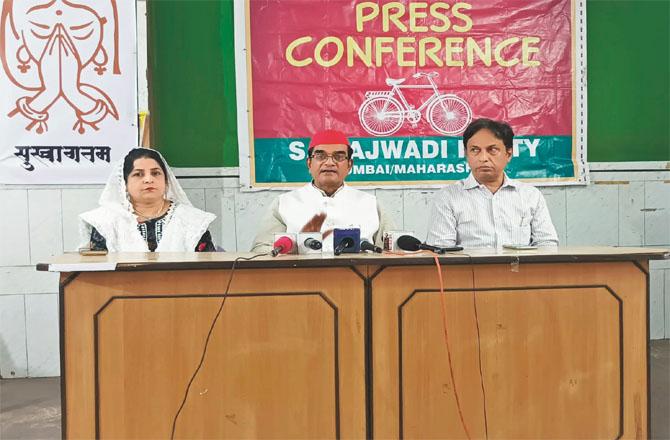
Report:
0,377,60,440
1,339,669,439
650,339,670,439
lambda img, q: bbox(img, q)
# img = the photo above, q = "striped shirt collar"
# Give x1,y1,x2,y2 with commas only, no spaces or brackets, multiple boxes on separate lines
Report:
462,172,519,191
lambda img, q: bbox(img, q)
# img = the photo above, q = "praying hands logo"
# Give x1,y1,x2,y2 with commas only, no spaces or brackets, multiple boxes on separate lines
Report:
0,0,119,134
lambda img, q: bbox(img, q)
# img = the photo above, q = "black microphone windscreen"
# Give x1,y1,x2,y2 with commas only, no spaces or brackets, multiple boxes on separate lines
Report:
304,237,322,250
397,235,421,251
361,240,382,253
334,237,355,255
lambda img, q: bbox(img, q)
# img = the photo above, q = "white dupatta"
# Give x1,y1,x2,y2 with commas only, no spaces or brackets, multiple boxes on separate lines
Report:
79,149,216,252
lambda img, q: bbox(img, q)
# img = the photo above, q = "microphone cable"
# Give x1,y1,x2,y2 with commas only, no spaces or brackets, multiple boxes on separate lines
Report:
381,246,489,437
170,252,269,439
466,252,489,439
431,254,472,439
430,250,489,440
380,247,479,436
433,252,489,439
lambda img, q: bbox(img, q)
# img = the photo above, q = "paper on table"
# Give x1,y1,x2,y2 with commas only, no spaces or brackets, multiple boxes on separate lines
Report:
48,262,117,272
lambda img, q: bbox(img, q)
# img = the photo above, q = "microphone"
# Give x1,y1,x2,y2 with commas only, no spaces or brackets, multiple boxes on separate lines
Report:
396,235,463,253
271,235,295,257
383,230,416,251
304,237,322,250
396,235,423,251
333,228,361,255
297,232,322,254
360,240,382,253
334,237,354,256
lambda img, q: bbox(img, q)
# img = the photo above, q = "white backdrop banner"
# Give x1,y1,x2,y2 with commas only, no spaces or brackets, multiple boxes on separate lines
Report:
0,0,137,184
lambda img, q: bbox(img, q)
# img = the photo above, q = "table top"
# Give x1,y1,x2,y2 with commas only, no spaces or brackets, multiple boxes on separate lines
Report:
37,246,670,273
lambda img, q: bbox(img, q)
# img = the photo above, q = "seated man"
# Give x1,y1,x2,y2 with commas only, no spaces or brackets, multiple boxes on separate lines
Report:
252,129,392,253
426,118,559,248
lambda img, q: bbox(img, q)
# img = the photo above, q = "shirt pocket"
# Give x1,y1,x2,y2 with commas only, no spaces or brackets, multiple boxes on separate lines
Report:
511,224,532,245
514,205,532,227
510,208,532,245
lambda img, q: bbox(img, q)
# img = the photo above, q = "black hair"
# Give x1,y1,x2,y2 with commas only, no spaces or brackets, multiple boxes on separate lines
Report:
122,148,169,183
462,118,514,150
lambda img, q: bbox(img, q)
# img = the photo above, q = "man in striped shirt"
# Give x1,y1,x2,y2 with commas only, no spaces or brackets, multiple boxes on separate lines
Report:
426,118,559,249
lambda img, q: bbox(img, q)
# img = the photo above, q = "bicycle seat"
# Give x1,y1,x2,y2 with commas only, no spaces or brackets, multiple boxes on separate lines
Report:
386,78,406,86
413,72,438,78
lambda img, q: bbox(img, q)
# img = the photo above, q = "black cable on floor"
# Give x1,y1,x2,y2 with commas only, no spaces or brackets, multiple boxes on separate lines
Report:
170,253,269,439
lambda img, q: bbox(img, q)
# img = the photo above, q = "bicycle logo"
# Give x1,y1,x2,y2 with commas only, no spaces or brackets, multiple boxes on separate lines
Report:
358,72,472,136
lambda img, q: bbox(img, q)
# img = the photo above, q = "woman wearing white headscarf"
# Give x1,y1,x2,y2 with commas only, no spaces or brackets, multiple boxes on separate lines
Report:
79,148,216,252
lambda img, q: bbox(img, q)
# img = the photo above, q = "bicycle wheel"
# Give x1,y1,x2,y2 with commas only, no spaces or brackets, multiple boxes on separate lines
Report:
358,96,404,136
427,94,472,135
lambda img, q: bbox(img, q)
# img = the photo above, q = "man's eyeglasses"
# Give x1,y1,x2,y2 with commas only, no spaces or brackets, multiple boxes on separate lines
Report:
310,151,349,162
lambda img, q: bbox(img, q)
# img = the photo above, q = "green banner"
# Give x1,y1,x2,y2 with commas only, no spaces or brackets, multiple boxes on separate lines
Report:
254,136,575,183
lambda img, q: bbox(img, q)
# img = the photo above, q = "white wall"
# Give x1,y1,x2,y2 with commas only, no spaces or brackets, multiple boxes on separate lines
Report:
1,171,669,378
0,1,668,378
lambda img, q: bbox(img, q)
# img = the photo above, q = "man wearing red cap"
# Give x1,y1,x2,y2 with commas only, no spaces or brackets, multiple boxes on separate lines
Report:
252,129,392,253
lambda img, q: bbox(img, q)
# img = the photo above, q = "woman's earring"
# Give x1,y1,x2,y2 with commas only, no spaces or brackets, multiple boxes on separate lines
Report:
17,44,31,73
93,47,108,75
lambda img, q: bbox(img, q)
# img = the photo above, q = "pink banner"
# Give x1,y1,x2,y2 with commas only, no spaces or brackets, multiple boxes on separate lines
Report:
241,0,586,186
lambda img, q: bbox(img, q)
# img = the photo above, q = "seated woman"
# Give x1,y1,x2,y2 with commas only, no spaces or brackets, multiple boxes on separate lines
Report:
79,148,216,252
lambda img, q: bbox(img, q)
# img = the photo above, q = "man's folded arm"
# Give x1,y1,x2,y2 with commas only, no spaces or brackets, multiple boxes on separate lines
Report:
530,192,559,246
425,192,458,248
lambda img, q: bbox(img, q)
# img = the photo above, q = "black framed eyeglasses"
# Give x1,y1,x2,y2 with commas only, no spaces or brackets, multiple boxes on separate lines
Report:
310,151,349,162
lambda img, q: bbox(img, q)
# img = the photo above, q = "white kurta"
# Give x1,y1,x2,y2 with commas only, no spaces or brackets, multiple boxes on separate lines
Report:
255,183,381,253
79,203,216,252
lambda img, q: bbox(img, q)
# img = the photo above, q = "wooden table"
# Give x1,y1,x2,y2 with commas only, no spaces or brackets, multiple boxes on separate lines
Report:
39,247,669,439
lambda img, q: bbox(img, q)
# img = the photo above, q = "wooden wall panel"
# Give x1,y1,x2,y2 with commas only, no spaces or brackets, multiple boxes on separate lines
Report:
63,267,366,439
372,261,647,439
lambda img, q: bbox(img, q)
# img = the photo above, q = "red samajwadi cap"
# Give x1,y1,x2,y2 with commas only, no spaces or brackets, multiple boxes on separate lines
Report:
308,129,350,150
